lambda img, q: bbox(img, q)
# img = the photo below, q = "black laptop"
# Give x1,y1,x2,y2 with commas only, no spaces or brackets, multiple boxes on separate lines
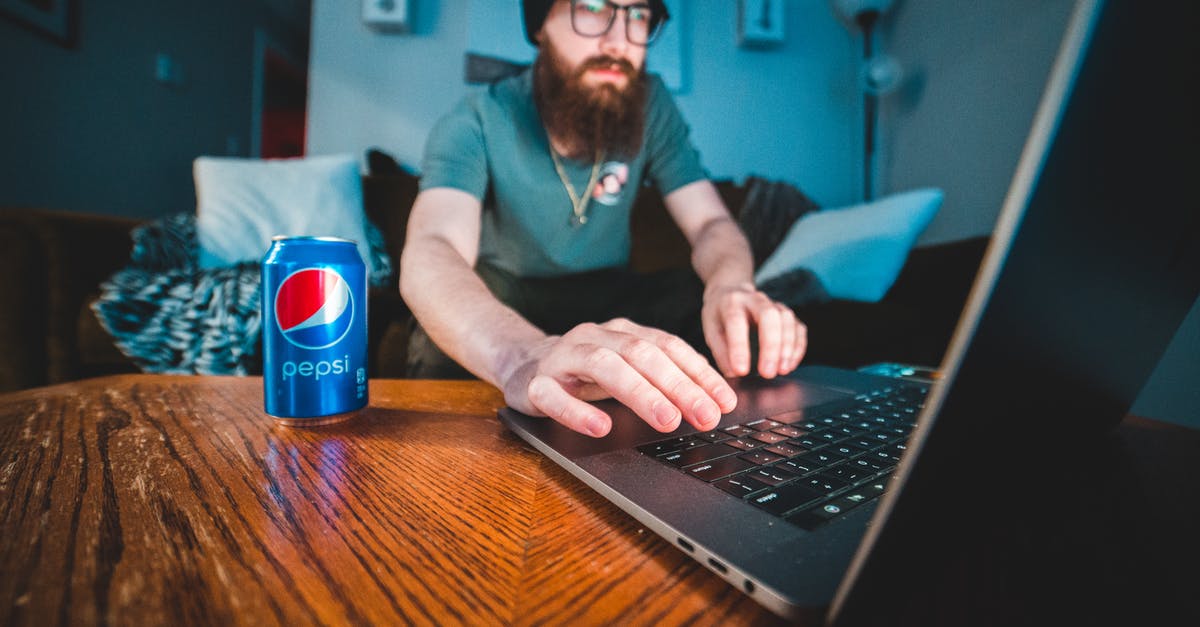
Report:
500,1,1199,623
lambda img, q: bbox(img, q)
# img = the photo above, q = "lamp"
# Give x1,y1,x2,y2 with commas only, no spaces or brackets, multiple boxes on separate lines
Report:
832,0,902,201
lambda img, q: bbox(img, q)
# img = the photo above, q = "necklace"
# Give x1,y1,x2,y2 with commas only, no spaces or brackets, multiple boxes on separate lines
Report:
549,147,602,226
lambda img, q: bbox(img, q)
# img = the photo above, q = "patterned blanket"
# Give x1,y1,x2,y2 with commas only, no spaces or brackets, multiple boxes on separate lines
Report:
93,213,392,375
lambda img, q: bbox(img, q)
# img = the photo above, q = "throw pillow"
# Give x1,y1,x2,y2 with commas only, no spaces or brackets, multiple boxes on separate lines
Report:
194,154,379,275
754,188,944,302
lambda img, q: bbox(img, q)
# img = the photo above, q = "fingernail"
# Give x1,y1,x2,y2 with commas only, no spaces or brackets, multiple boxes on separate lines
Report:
715,386,737,410
693,398,720,428
586,415,609,437
653,401,679,428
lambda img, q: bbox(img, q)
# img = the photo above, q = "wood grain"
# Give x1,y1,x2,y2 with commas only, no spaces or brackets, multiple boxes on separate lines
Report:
0,375,784,626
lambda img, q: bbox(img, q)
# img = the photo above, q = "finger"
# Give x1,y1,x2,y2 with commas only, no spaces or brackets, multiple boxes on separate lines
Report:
569,345,682,433
609,331,725,430
591,321,730,428
777,305,797,375
652,330,739,417
526,374,612,437
702,304,734,377
721,303,752,377
755,304,784,379
789,319,809,372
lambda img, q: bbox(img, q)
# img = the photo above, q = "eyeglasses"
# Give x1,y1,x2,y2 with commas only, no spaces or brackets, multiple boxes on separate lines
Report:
568,0,667,46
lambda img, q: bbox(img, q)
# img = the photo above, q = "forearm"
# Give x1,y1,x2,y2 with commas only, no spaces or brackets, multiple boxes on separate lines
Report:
689,215,756,295
399,237,545,388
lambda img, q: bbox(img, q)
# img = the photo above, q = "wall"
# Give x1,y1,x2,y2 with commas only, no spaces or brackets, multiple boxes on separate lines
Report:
307,0,861,206
0,0,309,219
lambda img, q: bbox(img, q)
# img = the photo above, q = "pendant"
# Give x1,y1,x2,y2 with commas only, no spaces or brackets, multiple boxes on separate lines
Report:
570,213,588,227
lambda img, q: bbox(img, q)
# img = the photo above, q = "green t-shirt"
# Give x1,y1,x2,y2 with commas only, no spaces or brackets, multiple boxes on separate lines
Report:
419,68,707,278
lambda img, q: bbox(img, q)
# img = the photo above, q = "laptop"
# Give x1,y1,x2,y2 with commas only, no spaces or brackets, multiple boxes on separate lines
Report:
499,1,1199,623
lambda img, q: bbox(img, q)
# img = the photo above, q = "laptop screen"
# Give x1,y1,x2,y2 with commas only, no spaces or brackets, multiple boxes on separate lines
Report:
831,0,1199,623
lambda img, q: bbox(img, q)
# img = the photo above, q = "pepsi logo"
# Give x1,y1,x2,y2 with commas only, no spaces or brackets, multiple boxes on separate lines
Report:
274,268,355,350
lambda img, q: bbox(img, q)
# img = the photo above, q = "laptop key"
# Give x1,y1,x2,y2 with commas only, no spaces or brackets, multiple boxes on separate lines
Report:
745,418,785,431
763,443,805,458
722,425,757,438
693,430,732,443
779,458,820,475
771,425,806,438
825,464,872,483
790,435,825,449
798,449,846,467
750,431,789,445
805,474,849,495
746,466,798,486
713,474,770,497
725,438,764,451
684,455,757,482
663,443,740,467
637,437,690,456
751,482,824,517
738,450,784,466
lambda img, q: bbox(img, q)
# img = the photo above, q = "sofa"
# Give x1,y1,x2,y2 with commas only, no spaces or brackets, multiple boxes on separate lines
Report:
0,168,988,393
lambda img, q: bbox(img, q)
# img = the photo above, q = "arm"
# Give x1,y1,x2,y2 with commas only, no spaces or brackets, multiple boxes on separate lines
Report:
399,187,736,437
663,180,807,379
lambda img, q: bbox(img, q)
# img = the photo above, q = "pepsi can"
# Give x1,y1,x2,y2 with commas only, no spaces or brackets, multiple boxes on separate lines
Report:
262,236,368,425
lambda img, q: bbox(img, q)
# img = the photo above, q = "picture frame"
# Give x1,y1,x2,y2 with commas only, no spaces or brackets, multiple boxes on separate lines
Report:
0,0,77,47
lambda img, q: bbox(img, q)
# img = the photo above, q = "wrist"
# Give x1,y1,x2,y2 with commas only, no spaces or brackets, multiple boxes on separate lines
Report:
704,278,756,302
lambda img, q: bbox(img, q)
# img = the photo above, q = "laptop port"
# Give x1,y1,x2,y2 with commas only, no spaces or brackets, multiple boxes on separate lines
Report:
676,537,694,553
744,579,756,594
707,558,728,574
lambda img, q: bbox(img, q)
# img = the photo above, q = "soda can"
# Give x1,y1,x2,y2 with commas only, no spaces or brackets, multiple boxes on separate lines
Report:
261,236,368,425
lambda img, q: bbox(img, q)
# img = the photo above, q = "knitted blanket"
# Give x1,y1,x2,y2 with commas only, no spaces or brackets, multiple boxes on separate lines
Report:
92,212,392,375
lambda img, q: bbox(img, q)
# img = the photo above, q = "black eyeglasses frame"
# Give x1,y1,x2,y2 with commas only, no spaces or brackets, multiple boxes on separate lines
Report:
567,0,668,46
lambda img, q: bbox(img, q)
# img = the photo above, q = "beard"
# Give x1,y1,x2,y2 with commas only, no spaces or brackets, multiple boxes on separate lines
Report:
533,40,647,161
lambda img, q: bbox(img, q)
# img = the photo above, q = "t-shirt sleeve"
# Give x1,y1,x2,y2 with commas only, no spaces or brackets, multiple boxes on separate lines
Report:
642,75,708,196
418,98,489,199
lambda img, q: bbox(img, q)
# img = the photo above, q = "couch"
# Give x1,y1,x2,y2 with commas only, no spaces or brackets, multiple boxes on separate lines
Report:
0,170,988,393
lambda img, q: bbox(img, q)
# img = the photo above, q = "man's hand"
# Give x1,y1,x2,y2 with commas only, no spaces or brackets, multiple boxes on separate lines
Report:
499,318,738,438
702,282,807,379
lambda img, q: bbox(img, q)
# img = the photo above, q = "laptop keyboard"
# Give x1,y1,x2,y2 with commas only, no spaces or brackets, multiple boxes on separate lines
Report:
637,384,927,530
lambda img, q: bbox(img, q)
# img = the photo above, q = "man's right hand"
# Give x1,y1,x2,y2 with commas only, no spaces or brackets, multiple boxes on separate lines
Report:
499,318,739,438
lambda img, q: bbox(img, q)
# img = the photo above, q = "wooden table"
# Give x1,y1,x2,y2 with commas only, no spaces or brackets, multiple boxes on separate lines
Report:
0,375,783,626
4,375,1198,626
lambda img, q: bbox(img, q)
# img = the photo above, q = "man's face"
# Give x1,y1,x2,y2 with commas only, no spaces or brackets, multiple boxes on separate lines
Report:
537,0,649,92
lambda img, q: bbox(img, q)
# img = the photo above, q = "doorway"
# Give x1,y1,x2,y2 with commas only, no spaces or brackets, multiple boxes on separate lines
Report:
251,28,307,158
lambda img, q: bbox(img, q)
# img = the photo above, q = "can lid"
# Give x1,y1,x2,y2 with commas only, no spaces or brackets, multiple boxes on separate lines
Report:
270,235,357,244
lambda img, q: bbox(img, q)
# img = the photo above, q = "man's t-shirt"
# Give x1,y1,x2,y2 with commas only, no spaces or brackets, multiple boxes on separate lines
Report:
419,68,707,278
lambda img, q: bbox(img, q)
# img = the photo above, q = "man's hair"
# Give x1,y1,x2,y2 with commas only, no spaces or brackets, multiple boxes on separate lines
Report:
522,0,671,46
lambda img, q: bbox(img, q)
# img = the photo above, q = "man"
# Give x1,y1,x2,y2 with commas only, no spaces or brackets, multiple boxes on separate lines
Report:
399,0,807,438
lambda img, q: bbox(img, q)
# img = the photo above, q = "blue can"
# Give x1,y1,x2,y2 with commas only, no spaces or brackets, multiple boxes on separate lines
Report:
261,236,368,425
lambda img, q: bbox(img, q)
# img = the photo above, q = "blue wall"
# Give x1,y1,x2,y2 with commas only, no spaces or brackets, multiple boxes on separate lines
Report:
0,0,307,219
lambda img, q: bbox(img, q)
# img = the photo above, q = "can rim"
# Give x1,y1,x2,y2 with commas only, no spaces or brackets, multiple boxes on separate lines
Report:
270,235,357,244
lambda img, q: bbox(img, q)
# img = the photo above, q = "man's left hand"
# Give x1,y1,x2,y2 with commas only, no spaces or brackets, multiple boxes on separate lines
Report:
701,282,807,379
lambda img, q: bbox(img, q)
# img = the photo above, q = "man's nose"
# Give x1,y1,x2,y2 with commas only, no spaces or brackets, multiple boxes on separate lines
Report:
598,12,629,56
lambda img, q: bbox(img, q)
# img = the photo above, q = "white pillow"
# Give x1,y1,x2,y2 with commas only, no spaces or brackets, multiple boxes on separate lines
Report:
754,188,943,302
194,154,377,273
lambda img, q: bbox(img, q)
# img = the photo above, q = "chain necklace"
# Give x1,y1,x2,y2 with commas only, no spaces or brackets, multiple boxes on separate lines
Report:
549,147,602,227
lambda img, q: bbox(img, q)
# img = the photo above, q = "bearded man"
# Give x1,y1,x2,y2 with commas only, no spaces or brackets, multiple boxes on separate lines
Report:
399,0,808,438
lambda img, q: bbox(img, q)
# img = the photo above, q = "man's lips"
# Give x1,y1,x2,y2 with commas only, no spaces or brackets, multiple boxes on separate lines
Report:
585,66,629,82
